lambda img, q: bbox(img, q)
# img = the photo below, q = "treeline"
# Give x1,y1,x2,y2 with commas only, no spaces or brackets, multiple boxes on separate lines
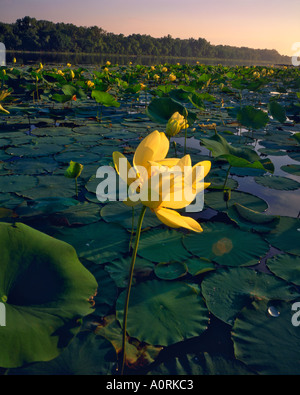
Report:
0,16,290,63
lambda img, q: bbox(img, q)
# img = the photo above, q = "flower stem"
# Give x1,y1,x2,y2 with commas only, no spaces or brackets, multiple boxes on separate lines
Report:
120,205,147,375
128,206,135,252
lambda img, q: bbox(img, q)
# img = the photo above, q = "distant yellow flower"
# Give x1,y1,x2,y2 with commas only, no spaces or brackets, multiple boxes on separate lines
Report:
150,66,155,71
86,80,95,88
162,67,168,72
0,104,9,114
169,73,176,82
57,70,65,76
153,74,160,81
70,70,75,79
106,61,111,66
104,67,109,73
67,63,71,67
12,57,16,64
253,71,260,78
139,83,146,90
166,112,188,137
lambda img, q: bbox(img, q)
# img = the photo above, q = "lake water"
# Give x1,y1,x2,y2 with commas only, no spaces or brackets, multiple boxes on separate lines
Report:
5,52,278,67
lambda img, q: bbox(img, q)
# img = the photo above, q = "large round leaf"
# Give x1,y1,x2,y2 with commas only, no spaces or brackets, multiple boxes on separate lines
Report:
182,222,269,267
201,267,299,324
0,222,97,368
137,228,191,263
7,332,117,375
254,175,300,191
232,299,300,375
264,216,300,256
149,353,254,375
266,253,300,286
116,280,209,346
204,190,268,212
54,221,130,264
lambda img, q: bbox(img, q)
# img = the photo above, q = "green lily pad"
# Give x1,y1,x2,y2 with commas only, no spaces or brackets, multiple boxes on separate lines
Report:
101,202,161,230
6,143,63,158
149,353,255,375
201,267,299,325
0,175,38,193
232,299,300,375
54,221,130,264
227,203,280,233
21,175,78,199
182,222,269,267
0,222,97,368
154,261,188,280
184,257,215,276
137,228,191,263
3,157,58,175
105,256,154,288
204,190,268,212
116,280,209,346
280,164,300,176
254,175,300,190
264,216,300,256
7,332,117,375
266,253,300,285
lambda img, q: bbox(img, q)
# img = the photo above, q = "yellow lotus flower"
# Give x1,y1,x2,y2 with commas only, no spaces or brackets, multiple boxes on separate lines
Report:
70,70,75,79
0,104,9,114
86,80,95,88
166,112,189,137
106,61,111,66
104,67,109,73
12,57,16,64
153,74,160,81
150,66,155,71
169,73,176,82
162,67,168,72
67,63,72,67
112,130,211,232
57,70,64,76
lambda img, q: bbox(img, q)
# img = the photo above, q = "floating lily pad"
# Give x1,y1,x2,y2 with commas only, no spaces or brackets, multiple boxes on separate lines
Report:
7,332,117,375
54,221,130,264
149,353,255,375
105,256,154,288
154,261,188,280
116,280,209,346
0,222,97,368
6,143,63,158
184,257,215,276
254,175,300,190
204,190,268,212
137,228,191,263
227,203,280,233
280,164,300,176
3,157,58,175
0,175,38,193
232,299,300,375
201,267,299,325
21,175,78,199
183,222,269,267
264,216,300,256
266,253,300,285
101,202,161,230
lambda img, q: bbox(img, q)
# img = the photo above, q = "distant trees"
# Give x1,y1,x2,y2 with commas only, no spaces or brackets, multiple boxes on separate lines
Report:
0,16,289,63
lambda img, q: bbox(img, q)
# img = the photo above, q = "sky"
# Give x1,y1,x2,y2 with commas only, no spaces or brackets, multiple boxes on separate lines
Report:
0,0,299,56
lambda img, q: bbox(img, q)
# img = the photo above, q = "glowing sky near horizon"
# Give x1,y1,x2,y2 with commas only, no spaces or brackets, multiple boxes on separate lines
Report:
0,0,299,56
